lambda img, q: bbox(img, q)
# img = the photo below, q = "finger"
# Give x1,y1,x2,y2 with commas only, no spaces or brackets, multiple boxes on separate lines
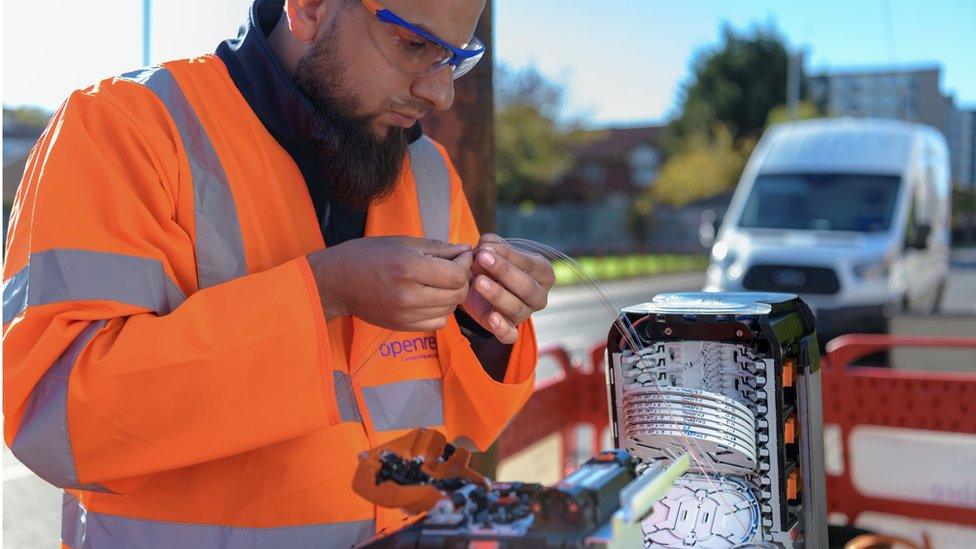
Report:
409,256,470,290
484,310,518,345
478,233,506,246
401,282,469,309
408,238,471,260
475,249,546,310
452,250,474,273
478,241,553,285
473,274,533,326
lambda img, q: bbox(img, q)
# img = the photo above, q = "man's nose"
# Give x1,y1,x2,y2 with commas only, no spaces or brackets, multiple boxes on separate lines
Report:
411,67,456,112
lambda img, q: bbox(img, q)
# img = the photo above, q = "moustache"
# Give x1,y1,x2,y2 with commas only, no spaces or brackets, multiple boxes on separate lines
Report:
385,98,429,120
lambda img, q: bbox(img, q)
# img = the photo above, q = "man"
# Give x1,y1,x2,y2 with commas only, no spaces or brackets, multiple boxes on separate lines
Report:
2,0,554,546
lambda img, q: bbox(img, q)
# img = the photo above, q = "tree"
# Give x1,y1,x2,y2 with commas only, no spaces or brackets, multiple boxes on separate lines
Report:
3,106,52,130
494,65,584,204
665,24,792,150
953,187,976,245
765,100,822,127
626,193,655,245
653,124,751,207
634,22,812,218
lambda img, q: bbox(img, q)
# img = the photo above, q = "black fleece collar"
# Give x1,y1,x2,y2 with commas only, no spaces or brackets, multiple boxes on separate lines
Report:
215,0,421,149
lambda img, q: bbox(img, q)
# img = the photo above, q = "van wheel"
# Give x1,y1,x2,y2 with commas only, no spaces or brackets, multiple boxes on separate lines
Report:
900,292,912,314
930,278,947,314
854,316,891,367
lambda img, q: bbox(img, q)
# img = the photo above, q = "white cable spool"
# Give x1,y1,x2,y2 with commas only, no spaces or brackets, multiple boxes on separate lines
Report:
642,474,762,548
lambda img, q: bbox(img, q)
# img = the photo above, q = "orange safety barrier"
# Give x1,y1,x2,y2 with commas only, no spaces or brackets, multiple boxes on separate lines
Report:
496,344,609,471
821,334,976,529
497,334,976,534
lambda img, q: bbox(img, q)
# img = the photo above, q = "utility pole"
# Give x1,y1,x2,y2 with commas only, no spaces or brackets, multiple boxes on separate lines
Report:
425,5,499,475
143,0,151,67
787,52,802,121
423,0,495,231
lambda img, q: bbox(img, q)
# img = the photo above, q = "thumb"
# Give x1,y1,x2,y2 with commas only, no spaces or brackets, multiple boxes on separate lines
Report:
452,250,474,271
415,238,471,259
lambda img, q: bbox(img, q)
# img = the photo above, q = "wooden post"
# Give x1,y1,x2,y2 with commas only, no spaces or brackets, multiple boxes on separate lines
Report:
422,0,495,232
426,3,500,477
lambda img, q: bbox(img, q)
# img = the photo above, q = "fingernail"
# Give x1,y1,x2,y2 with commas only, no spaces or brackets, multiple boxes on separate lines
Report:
478,277,491,291
479,252,495,266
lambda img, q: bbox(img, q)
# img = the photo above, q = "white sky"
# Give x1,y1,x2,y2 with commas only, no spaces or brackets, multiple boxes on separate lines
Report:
3,1,253,111
3,1,975,125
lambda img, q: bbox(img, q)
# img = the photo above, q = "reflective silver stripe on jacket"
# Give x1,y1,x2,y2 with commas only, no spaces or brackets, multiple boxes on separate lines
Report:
332,371,362,423
3,249,186,324
362,378,444,431
4,249,186,488
409,135,451,242
351,137,449,431
2,264,30,324
61,492,374,549
121,66,248,289
11,321,110,491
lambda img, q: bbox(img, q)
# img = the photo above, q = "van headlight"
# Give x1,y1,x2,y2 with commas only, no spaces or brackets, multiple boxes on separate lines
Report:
852,258,890,281
711,242,737,268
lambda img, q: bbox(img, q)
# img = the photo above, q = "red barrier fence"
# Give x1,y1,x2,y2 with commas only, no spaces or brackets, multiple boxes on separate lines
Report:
497,334,976,536
820,335,976,530
496,345,609,471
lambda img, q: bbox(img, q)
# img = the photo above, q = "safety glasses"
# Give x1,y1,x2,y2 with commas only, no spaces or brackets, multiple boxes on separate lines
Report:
361,0,485,80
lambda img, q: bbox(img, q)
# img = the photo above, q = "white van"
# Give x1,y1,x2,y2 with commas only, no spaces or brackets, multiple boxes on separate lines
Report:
704,118,951,341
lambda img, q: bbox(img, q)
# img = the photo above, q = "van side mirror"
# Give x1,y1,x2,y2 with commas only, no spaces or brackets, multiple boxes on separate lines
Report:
699,210,718,248
907,224,931,250
699,221,716,248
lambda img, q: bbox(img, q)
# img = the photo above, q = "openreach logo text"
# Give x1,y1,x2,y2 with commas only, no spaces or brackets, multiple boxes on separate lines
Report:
379,335,438,362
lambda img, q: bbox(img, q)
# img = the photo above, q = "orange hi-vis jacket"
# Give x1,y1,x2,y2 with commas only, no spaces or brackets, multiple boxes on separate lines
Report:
3,55,538,548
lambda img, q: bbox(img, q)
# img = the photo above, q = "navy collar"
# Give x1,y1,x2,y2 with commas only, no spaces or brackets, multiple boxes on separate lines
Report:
216,0,320,147
215,0,421,149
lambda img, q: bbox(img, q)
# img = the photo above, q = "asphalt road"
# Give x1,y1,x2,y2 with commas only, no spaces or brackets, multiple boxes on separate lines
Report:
533,249,976,371
4,252,975,547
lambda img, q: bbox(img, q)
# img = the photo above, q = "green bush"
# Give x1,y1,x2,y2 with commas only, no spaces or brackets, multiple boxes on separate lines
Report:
552,254,707,286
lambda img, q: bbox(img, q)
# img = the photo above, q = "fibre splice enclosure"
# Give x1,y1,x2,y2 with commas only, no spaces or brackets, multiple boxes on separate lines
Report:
605,292,828,548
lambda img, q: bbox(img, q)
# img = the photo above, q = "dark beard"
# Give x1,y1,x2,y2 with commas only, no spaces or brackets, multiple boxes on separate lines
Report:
294,27,410,211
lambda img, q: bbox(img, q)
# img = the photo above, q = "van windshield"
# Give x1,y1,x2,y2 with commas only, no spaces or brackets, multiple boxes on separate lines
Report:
737,173,901,232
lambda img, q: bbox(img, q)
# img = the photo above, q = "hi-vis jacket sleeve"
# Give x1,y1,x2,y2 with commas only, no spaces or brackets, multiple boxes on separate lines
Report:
2,89,333,493
437,142,538,452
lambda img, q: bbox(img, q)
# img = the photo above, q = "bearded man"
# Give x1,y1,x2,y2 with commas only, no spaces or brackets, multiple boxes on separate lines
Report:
2,1,554,546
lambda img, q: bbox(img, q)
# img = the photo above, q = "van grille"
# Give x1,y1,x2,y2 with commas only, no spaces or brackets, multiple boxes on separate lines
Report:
743,265,841,295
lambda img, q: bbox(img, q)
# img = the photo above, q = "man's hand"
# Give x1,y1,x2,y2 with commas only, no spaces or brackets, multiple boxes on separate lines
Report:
461,234,555,344
307,237,473,332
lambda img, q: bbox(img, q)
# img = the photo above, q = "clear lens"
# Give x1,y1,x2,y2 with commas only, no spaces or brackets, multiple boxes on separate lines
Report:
368,17,451,76
450,38,485,79
451,53,481,79
392,25,451,68
367,10,484,80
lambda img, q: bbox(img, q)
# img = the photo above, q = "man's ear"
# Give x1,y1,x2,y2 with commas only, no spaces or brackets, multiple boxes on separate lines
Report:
285,0,340,43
